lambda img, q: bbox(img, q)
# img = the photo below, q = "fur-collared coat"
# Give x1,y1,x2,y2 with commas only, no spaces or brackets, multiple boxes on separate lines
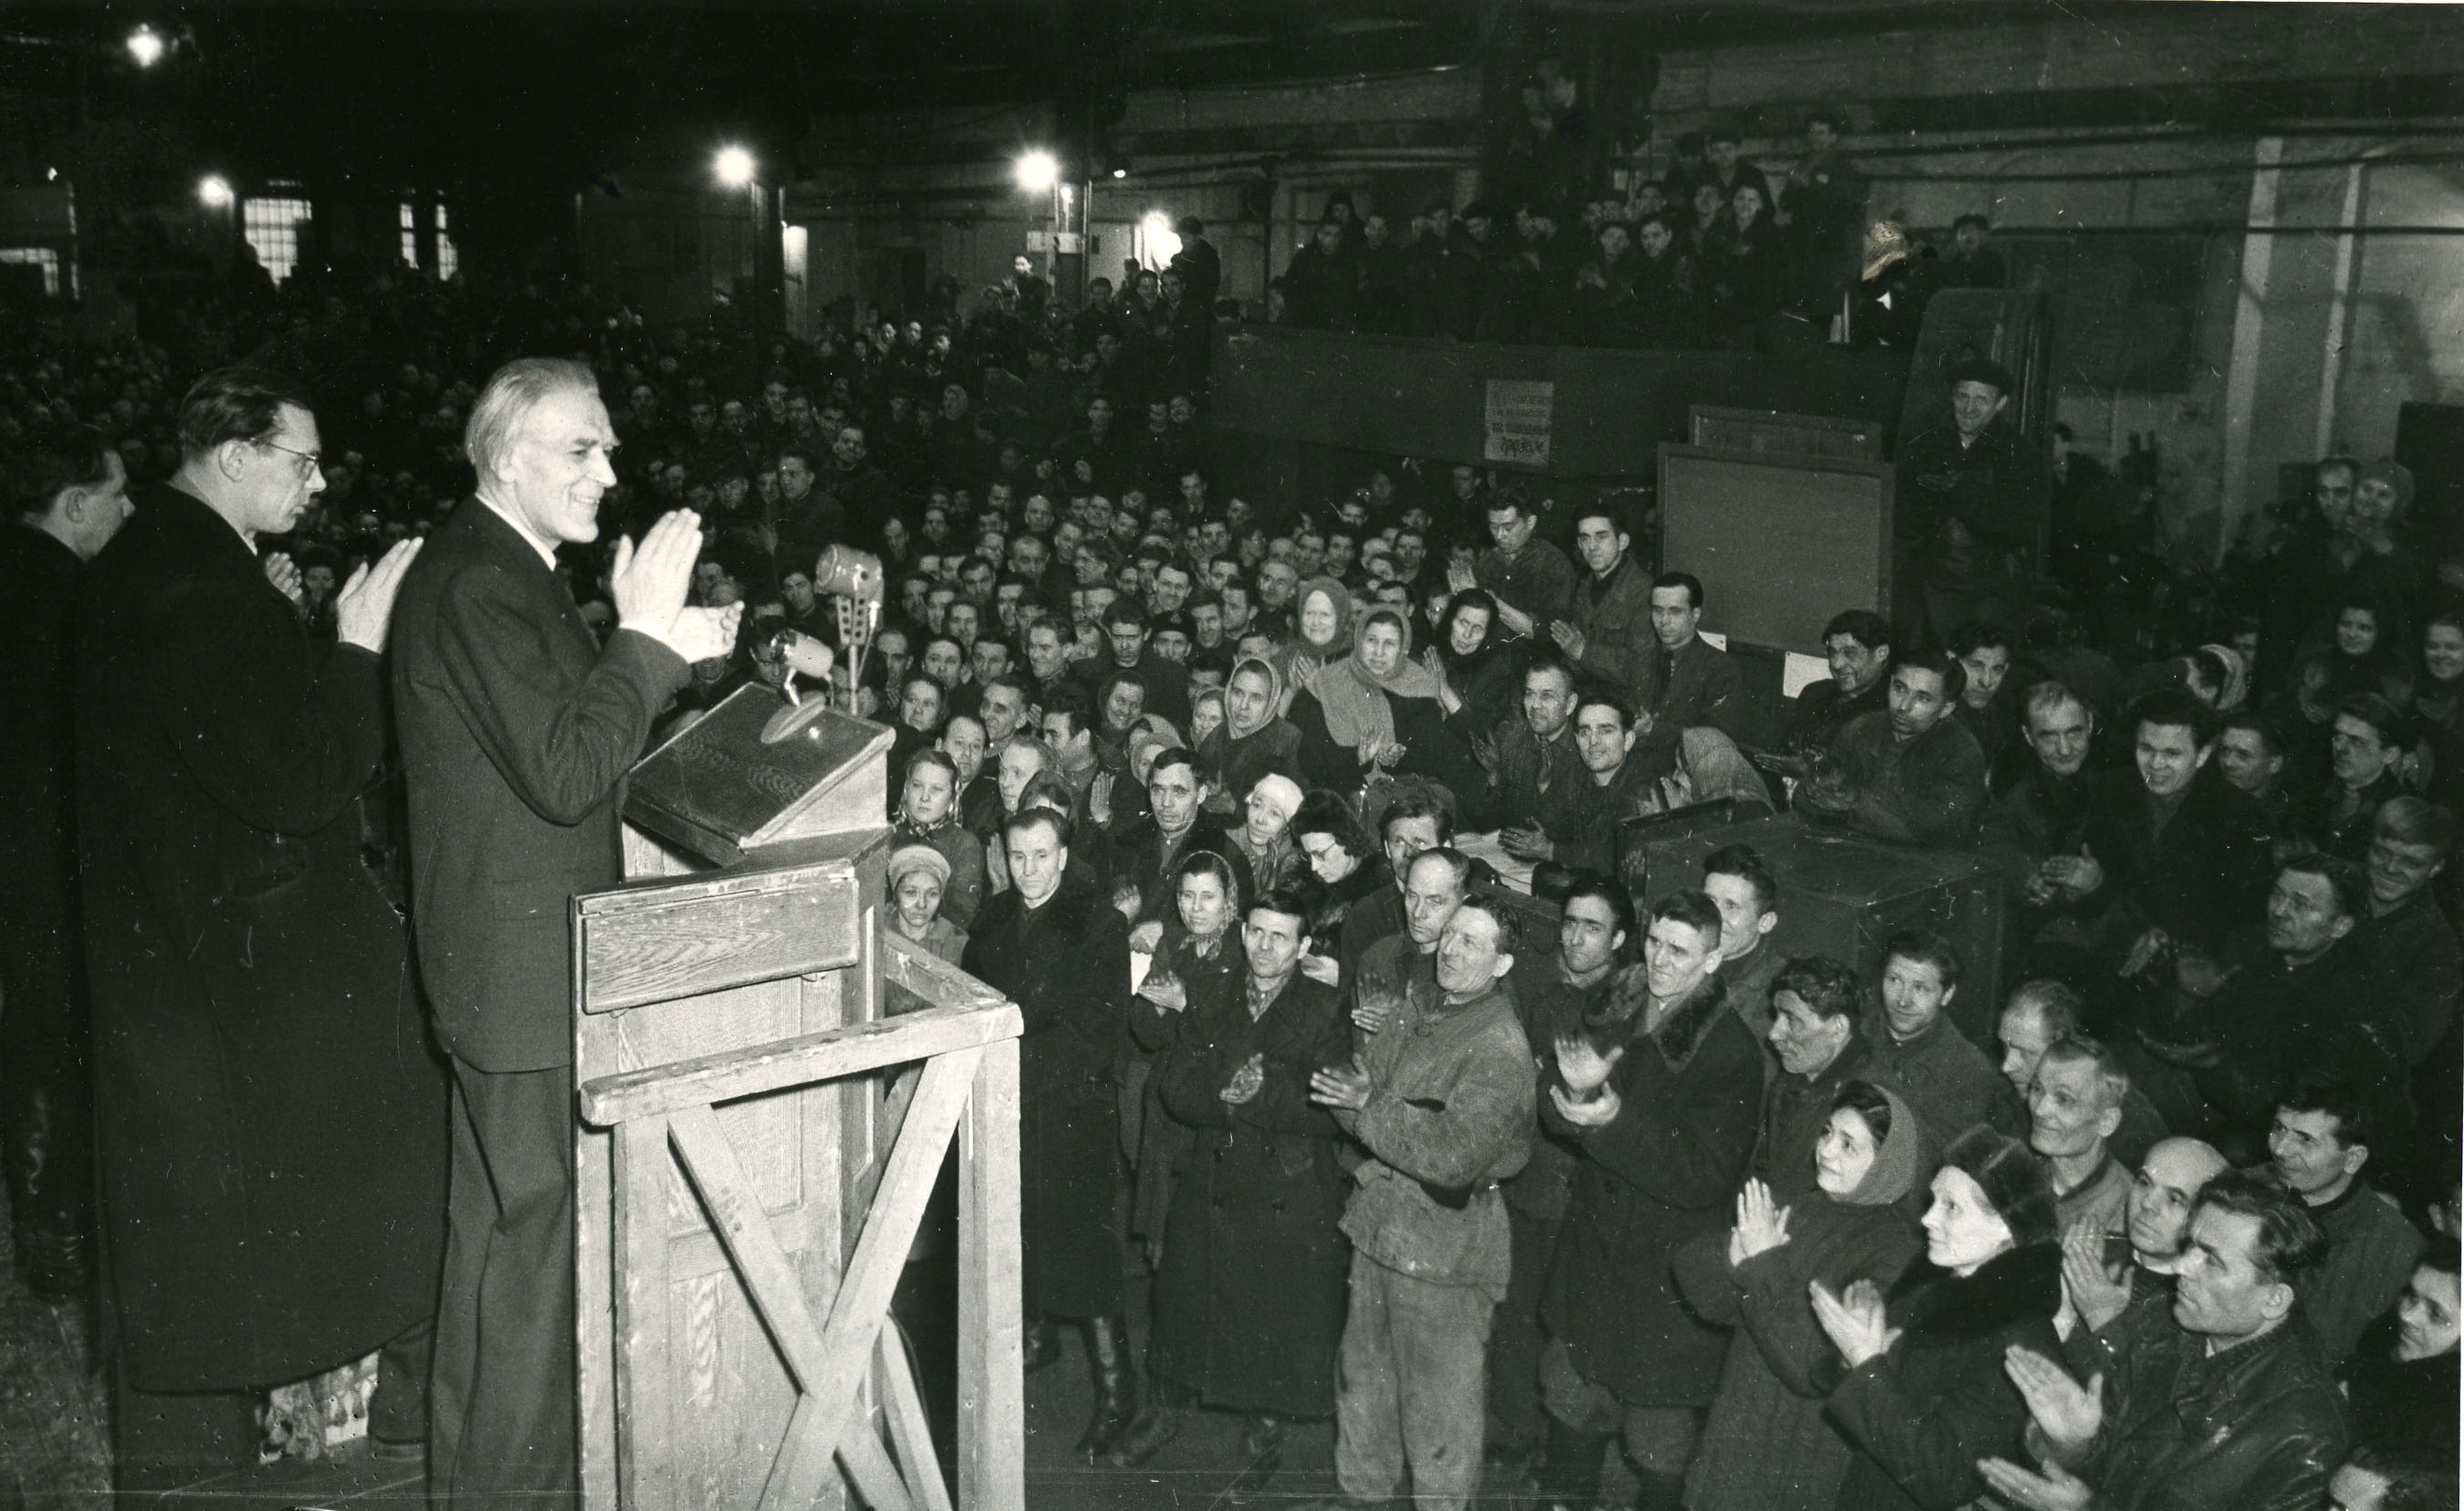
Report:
1542,972,1764,1405
1822,1243,2064,1511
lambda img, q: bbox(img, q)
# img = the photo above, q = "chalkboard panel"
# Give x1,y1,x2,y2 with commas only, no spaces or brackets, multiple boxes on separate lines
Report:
1659,444,1895,654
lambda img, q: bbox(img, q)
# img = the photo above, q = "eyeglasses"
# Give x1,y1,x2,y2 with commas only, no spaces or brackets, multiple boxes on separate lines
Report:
256,439,323,475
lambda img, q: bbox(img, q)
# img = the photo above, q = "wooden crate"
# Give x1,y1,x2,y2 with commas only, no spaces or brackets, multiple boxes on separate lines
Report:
1625,813,2007,1045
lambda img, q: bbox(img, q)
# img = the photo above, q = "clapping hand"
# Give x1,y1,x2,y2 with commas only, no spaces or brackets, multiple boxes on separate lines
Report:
611,511,703,644
1352,990,1397,1037
1446,561,1478,595
1127,921,1165,953
1810,1278,1902,1369
2059,1224,2132,1335
1976,1454,2096,1511
1219,1051,1266,1105
1553,1034,1624,1097
1549,620,1587,660
1138,970,1188,1013
1308,1056,1373,1111
333,538,425,654
1499,824,1553,862
264,551,305,606
1298,953,1341,986
1493,600,1536,638
2003,1347,2104,1455
1728,1179,1794,1266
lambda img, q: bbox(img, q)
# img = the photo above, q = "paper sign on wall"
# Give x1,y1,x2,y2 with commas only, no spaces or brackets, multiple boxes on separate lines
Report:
1484,379,1554,468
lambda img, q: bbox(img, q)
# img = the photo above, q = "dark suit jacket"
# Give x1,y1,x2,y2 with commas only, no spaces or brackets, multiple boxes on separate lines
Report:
392,497,689,1071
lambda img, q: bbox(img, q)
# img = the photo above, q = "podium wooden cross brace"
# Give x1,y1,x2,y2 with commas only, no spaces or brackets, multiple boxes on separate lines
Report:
578,929,1023,1511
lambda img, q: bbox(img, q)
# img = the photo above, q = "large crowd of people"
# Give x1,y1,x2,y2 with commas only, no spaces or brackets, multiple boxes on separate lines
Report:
1,198,2459,1511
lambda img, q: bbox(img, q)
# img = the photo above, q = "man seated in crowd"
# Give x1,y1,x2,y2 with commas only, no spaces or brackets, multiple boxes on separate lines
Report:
1753,954,1886,1196
1471,486,1578,639
1863,929,2022,1141
1782,609,1894,756
1082,599,1190,727
2029,690,2275,988
1699,843,1785,1045
1793,647,1990,849
2135,856,2400,1152
1549,506,1653,703
1484,656,1582,832
2060,1136,2233,1352
1308,898,1534,1511
1352,846,1473,1033
1502,691,1664,875
1109,746,1248,924
2268,1073,2427,1371
2025,1034,2135,1239
1987,1172,2347,1511
1337,794,1451,989
2356,797,2460,1069
1986,682,2104,935
1996,979,2166,1167
1626,571,1743,760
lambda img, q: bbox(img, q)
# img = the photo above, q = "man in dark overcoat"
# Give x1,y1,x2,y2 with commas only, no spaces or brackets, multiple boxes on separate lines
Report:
961,808,1134,1458
74,368,445,1485
392,357,733,1510
1133,886,1352,1486
0,425,131,1297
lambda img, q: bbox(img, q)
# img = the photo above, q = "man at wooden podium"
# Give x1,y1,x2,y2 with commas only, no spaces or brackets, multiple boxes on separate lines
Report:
393,358,739,1509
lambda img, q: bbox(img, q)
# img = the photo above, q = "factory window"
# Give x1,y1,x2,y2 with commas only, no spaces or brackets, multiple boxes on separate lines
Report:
243,195,312,284
0,247,61,297
398,200,460,280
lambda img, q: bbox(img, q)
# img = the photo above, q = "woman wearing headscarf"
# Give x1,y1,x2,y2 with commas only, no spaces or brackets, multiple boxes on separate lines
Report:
1812,1124,2065,1511
1197,658,1302,818
1274,576,1355,709
884,842,969,966
1674,1082,1930,1511
1289,607,1486,805
1425,587,1520,741
1229,775,1307,895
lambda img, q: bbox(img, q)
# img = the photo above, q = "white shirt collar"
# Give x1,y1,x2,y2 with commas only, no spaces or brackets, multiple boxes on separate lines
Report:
475,491,560,570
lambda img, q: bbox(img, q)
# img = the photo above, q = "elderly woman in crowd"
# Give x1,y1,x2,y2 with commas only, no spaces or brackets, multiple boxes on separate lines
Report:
1813,1124,2065,1511
1277,575,1354,702
1289,606,1484,804
1200,657,1303,816
1230,774,1307,893
885,842,968,966
1675,1081,1931,1511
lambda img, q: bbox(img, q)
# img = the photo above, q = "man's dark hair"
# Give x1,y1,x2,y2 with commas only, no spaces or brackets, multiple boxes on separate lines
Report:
1451,894,1520,956
1771,955,1861,1022
2280,853,2371,924
1380,791,1455,846
1648,888,1724,944
6,424,115,519
1882,927,1963,987
1561,875,1636,940
178,366,317,455
2132,686,2217,748
1146,745,1202,784
2219,709,2282,756
2192,1170,2329,1286
1485,488,1534,520
1175,215,1206,238
1523,654,1578,694
1102,599,1150,633
1097,667,1149,710
1951,212,1991,233
1651,571,1706,611
920,632,966,666
1822,610,1892,654
1041,680,1096,739
1702,843,1778,916
1407,844,1475,898
1571,505,1625,536
1001,805,1070,851
2277,1069,2390,1155
2338,693,2411,752
1894,646,1968,703
1947,355,2013,397
1947,620,2013,658
1248,881,1323,946
1576,689,1634,732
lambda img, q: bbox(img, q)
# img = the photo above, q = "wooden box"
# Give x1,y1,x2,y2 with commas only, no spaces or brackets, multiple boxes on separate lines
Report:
1658,444,1895,655
1624,812,2006,1044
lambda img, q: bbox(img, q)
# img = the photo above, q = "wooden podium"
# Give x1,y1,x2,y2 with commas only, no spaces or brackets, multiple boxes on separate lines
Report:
570,686,1024,1511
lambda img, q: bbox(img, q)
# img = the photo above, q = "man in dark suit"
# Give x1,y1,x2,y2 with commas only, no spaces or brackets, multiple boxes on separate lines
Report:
75,369,444,1486
392,358,738,1510
0,425,131,1300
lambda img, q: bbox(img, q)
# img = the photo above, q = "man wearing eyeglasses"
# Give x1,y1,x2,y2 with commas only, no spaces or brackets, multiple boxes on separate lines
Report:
74,366,448,1489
